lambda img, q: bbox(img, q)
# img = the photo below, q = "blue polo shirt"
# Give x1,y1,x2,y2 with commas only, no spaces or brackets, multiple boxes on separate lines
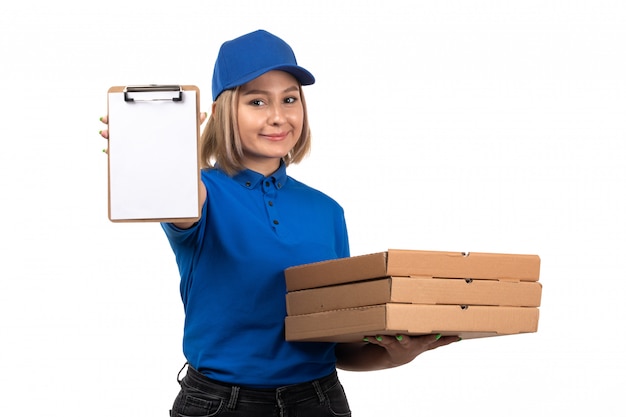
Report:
161,162,350,388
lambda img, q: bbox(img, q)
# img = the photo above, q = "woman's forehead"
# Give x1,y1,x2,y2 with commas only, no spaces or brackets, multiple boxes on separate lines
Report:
239,70,300,92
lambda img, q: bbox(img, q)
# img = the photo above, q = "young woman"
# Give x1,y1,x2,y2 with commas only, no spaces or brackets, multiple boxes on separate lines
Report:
100,29,459,417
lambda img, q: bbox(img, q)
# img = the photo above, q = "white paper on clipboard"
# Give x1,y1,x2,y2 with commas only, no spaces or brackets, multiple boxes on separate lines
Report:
107,85,201,222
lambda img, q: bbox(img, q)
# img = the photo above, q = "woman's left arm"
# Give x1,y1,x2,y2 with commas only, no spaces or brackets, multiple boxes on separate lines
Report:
335,334,461,371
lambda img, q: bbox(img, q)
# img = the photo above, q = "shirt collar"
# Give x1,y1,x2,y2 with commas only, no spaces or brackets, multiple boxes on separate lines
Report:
231,160,288,190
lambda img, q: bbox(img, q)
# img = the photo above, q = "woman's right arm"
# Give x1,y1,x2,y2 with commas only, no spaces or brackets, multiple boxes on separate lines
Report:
172,184,207,229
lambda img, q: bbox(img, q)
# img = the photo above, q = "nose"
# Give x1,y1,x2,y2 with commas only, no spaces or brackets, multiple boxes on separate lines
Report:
268,102,286,125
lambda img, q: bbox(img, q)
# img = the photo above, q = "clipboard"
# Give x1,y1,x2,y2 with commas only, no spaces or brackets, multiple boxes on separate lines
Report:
107,84,201,222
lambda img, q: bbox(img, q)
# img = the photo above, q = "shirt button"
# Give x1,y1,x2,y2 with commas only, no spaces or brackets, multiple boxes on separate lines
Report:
265,181,270,187
268,201,274,207
273,220,279,225
245,181,251,187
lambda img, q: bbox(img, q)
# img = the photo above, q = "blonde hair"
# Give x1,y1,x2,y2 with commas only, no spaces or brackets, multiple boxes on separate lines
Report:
200,85,312,176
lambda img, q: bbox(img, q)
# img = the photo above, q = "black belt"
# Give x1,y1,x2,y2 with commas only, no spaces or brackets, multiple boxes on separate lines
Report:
181,364,338,409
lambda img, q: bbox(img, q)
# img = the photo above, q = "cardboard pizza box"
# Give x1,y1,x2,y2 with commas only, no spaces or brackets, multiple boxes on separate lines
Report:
286,276,543,316
285,249,540,291
285,303,539,343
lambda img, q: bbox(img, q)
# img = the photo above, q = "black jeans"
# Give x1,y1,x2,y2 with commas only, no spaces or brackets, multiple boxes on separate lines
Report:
170,365,351,417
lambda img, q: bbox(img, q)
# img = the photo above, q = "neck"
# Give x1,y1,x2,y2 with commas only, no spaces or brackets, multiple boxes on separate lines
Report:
243,159,282,177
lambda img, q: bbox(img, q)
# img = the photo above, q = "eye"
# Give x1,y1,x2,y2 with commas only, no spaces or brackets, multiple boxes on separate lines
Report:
284,96,298,104
250,99,266,106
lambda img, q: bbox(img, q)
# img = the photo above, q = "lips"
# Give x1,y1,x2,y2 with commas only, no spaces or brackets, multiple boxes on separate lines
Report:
261,132,289,141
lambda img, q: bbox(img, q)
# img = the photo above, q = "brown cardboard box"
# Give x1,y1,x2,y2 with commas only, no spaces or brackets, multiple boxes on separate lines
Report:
286,277,543,316
285,249,540,291
285,304,539,342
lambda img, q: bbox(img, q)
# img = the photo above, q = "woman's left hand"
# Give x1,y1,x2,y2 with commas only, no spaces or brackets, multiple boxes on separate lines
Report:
363,333,460,368
335,333,461,371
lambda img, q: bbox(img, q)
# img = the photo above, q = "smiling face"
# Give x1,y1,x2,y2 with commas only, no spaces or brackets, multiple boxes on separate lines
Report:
236,70,304,176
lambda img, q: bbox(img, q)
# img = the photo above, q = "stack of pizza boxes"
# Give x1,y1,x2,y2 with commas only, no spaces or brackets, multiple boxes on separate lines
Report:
284,249,541,342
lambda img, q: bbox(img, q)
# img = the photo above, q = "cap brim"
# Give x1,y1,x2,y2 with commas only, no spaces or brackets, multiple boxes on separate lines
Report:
274,65,315,86
224,64,315,92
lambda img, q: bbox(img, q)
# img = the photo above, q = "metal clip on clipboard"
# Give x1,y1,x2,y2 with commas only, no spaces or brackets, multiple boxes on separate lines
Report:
123,84,183,102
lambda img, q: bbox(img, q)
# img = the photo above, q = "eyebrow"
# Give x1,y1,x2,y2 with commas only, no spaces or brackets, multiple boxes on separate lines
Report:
240,85,300,96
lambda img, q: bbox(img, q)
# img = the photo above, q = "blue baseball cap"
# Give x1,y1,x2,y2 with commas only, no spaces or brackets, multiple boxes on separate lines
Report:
211,29,315,101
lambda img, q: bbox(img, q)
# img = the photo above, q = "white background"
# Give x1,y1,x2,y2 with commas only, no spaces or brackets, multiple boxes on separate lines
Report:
1,1,624,415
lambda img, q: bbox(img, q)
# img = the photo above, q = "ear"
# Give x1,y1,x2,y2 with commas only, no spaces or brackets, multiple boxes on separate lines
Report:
211,102,217,116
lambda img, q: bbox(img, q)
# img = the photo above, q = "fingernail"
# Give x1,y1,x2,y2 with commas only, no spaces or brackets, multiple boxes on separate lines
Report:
435,333,442,341
99,116,103,122
396,335,403,341
102,149,107,153
363,337,369,343
457,337,463,342
376,336,383,342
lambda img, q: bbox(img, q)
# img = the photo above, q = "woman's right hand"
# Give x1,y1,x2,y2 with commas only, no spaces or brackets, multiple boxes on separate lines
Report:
99,116,109,153
98,111,209,228
98,113,207,153
99,116,109,137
